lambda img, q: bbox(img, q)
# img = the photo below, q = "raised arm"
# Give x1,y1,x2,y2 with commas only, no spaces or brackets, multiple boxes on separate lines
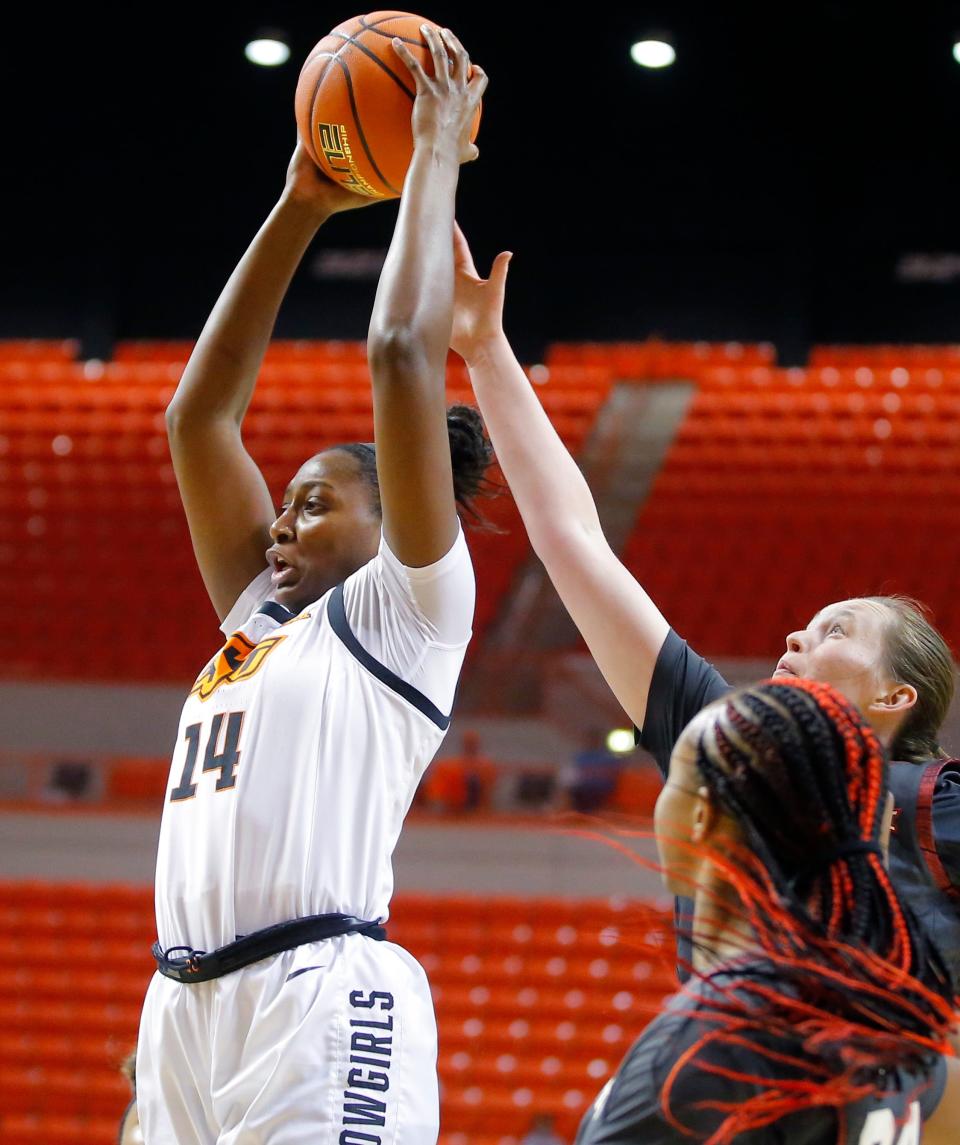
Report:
166,147,376,620
366,27,487,567
450,226,670,728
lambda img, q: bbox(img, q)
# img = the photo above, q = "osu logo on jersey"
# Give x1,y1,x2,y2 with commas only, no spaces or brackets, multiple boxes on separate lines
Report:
190,631,286,702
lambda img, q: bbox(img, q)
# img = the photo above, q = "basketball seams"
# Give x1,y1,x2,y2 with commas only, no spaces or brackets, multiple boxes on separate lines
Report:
297,12,470,202
361,29,424,46
302,55,335,165
359,13,429,45
360,12,412,26
336,58,402,196
326,31,417,100
323,56,401,198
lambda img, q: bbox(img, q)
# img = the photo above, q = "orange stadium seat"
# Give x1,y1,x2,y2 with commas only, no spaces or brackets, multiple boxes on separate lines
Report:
810,344,960,369
0,340,79,362
0,882,668,1142
105,757,170,806
0,1115,126,1145
10,340,960,679
0,341,613,681
617,355,960,657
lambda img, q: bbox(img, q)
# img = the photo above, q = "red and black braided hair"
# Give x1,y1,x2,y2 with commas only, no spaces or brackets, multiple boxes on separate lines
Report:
661,677,955,1142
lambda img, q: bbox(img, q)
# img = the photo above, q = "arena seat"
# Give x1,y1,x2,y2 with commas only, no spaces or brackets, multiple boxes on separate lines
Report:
114,339,370,366
0,342,613,681
0,881,671,1142
545,339,776,379
809,344,960,369
0,1114,126,1145
0,340,79,363
14,338,955,674
620,358,960,657
104,758,169,806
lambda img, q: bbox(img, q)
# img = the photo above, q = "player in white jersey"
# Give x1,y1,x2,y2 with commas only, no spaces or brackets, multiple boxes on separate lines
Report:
136,26,489,1145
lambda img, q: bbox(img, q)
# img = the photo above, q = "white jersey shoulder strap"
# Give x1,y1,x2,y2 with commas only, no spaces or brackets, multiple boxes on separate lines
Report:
326,582,451,731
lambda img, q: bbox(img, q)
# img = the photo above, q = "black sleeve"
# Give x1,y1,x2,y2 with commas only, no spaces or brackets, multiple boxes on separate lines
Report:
637,629,733,778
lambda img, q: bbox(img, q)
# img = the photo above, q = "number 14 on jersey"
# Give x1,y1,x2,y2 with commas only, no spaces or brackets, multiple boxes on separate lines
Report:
169,712,245,802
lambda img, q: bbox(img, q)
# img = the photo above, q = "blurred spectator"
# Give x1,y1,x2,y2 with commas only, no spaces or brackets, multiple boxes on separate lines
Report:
42,759,93,803
558,727,621,813
514,765,556,809
521,1112,566,1144
421,730,497,812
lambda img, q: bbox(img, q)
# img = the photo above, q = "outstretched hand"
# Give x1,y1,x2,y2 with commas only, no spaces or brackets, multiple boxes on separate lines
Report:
450,222,512,362
283,141,383,217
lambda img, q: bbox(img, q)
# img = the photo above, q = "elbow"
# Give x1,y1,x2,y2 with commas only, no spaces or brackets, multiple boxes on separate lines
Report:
164,398,218,443
165,399,187,439
367,323,431,383
164,397,205,442
529,518,605,562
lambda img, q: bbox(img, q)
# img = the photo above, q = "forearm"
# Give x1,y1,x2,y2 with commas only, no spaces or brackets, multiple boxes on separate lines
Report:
167,194,330,428
367,143,459,368
466,334,604,546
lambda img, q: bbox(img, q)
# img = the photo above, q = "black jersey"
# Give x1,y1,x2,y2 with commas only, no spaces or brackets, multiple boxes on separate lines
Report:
574,966,946,1145
637,629,960,983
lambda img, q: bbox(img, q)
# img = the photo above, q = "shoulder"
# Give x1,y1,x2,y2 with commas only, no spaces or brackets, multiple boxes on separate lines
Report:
650,970,824,1136
377,522,474,585
347,525,475,647
889,758,960,799
891,758,960,881
596,978,741,1132
636,629,732,766
649,629,731,708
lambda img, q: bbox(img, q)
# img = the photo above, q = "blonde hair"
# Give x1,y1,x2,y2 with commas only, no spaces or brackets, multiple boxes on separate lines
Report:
865,595,956,763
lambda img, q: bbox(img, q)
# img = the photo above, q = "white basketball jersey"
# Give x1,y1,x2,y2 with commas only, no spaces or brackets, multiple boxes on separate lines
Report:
153,528,474,952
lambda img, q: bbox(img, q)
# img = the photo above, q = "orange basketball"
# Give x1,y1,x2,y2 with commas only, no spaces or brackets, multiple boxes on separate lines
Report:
295,11,482,200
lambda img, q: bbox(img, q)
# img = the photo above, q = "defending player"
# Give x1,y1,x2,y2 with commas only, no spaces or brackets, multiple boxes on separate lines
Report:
136,28,488,1145
576,680,958,1143
449,226,960,984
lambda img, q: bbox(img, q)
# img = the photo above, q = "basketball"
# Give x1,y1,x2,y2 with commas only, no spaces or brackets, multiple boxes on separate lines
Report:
294,11,482,200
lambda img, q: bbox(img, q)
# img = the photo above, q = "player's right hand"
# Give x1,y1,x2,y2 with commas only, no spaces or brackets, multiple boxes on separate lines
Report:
392,26,486,165
283,141,381,215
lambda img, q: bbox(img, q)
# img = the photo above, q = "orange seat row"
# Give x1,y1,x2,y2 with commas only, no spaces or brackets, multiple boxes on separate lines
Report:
0,882,670,1139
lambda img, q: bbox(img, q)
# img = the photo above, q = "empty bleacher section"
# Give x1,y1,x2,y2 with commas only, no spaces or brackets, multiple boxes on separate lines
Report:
0,882,674,1144
0,340,619,682
6,338,960,1143
544,338,776,377
7,337,960,671
0,338,783,683
622,358,960,656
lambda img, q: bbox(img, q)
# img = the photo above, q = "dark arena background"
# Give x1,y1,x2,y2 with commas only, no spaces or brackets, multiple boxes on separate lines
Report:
4,2,960,1141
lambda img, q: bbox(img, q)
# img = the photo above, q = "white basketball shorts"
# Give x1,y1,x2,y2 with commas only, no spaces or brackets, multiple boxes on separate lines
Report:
136,934,439,1145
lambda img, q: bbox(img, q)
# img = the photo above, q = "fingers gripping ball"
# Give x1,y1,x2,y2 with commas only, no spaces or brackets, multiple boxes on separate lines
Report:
295,11,482,200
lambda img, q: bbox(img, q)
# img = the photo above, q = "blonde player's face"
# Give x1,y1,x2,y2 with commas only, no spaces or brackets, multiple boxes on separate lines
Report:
267,450,382,612
773,599,898,718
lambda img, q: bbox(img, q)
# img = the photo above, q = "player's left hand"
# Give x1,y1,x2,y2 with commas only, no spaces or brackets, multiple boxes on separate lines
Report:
283,141,382,216
450,222,512,361
392,26,486,165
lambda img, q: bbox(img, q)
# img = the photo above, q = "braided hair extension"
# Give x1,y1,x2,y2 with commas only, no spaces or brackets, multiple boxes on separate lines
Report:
659,678,956,1143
